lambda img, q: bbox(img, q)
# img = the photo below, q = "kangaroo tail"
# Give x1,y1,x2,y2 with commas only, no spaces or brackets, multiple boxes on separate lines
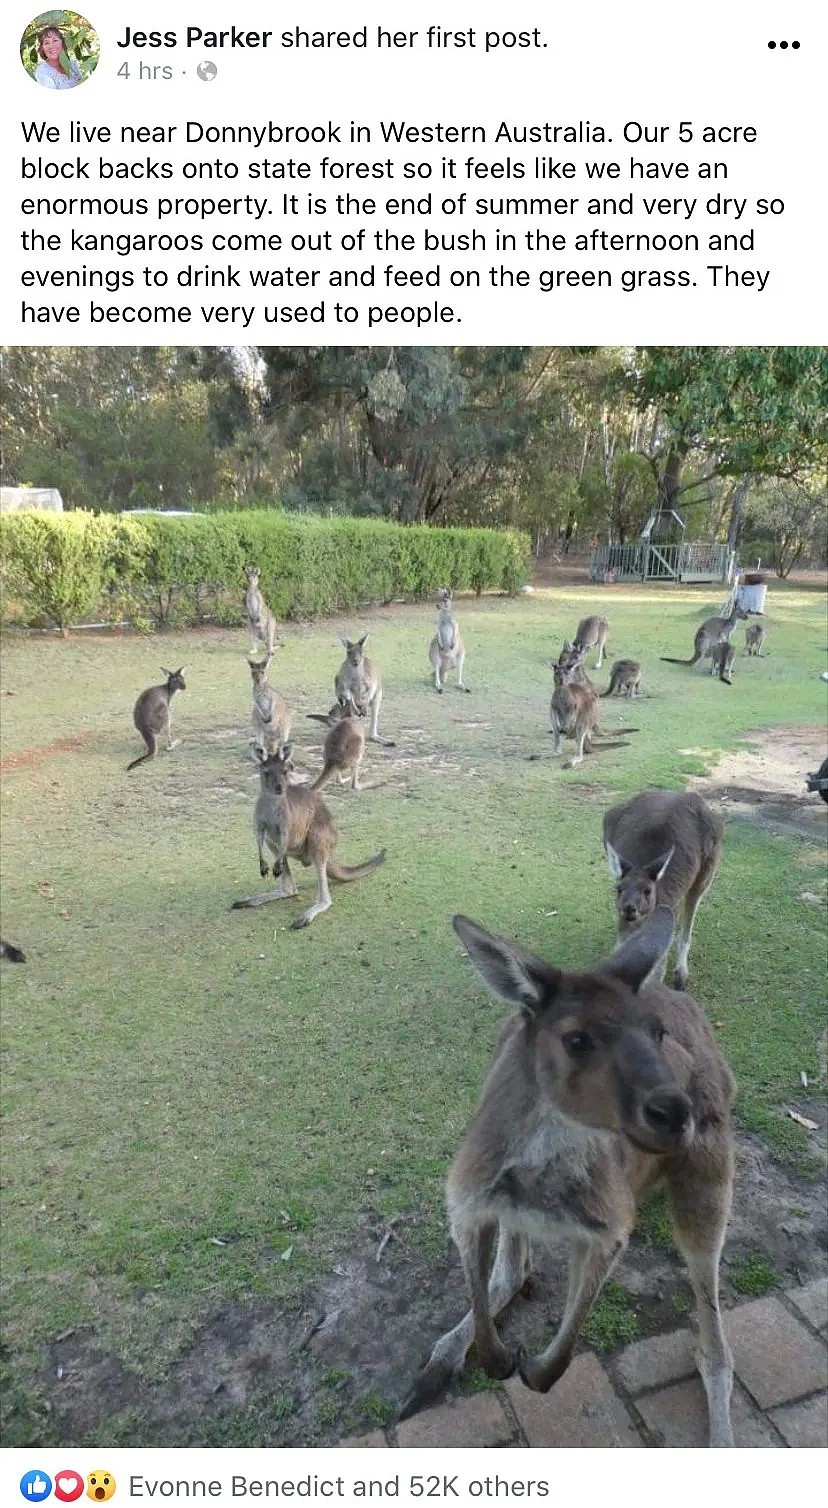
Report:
306,713,333,725
584,739,631,754
600,683,617,697
127,734,156,772
328,848,386,883
660,656,696,666
0,939,26,963
311,763,337,792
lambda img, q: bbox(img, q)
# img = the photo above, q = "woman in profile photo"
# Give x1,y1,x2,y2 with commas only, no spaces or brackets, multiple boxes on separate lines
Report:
34,25,83,88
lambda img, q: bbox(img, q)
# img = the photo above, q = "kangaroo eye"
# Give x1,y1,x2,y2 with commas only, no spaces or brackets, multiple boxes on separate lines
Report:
651,1023,666,1044
563,1031,595,1057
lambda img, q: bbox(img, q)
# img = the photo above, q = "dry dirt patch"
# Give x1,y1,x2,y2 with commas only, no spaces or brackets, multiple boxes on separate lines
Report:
689,725,828,841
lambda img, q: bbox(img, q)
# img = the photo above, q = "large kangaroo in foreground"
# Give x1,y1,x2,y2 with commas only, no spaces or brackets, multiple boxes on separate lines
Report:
231,745,386,927
402,908,735,1448
603,789,724,988
335,634,395,746
127,668,186,771
428,589,470,693
661,602,749,670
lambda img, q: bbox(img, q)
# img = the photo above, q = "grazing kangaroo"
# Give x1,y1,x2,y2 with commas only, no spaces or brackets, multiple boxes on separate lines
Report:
401,908,735,1449
127,668,186,772
248,655,292,757
0,939,26,963
601,659,642,698
661,602,749,670
335,634,395,747
805,756,828,805
231,744,386,928
244,566,278,657
550,662,629,768
573,615,610,668
309,696,374,793
603,789,724,989
744,623,766,657
428,588,470,693
711,641,735,685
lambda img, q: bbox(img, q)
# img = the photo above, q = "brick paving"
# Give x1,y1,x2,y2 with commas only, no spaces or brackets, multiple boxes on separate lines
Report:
341,1283,828,1448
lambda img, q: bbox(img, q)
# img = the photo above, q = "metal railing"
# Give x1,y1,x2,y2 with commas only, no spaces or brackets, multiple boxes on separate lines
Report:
588,541,734,584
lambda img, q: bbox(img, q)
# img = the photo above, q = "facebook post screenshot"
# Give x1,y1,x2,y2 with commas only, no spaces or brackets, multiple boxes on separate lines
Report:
1,0,826,1498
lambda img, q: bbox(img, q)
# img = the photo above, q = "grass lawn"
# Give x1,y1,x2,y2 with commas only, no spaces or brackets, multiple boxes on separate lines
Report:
1,576,826,1443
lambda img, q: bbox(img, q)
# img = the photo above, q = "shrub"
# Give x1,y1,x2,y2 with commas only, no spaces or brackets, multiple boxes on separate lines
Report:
0,510,530,630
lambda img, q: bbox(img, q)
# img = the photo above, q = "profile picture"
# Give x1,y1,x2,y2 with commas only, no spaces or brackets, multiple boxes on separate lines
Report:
21,10,100,89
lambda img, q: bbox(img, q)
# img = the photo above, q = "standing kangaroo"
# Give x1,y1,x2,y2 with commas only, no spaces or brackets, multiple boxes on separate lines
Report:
711,641,736,685
244,566,278,657
744,623,766,657
248,655,292,757
232,744,386,927
603,789,724,988
550,662,629,768
428,588,470,693
401,908,736,1449
308,695,373,793
335,634,395,747
601,659,642,698
661,602,749,670
127,668,186,772
573,615,610,668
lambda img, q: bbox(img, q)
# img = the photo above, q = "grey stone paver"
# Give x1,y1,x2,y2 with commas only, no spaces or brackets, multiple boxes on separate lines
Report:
505,1354,641,1447
616,1328,696,1394
340,1286,828,1448
636,1377,780,1448
770,1392,828,1448
396,1392,516,1449
786,1277,828,1334
726,1296,828,1409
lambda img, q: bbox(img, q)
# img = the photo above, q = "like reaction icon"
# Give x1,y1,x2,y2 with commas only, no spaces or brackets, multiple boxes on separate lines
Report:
20,1474,52,1503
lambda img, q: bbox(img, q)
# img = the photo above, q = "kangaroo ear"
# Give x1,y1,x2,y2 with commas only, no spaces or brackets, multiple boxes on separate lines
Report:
600,906,675,993
160,666,172,677
280,741,294,762
452,915,560,1015
646,846,675,883
339,635,351,649
562,640,573,652
605,841,630,881
358,633,369,647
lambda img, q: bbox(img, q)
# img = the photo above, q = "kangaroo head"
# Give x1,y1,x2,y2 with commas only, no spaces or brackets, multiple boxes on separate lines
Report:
161,666,187,693
340,634,368,666
338,694,366,719
437,587,453,609
557,642,587,675
605,842,674,926
245,565,260,585
247,655,272,685
256,742,294,793
453,908,694,1154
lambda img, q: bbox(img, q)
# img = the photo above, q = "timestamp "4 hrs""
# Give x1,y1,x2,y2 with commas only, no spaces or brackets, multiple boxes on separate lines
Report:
117,61,175,80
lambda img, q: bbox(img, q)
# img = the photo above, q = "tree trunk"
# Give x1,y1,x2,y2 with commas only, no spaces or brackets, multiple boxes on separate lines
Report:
726,476,750,554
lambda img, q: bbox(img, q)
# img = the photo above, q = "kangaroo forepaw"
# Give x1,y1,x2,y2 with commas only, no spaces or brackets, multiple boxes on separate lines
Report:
272,860,284,877
516,1346,571,1393
259,860,270,878
673,965,689,990
291,913,312,930
398,1357,455,1421
477,1341,516,1382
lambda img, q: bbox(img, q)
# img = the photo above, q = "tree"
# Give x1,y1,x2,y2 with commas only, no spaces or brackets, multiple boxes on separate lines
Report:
743,479,828,577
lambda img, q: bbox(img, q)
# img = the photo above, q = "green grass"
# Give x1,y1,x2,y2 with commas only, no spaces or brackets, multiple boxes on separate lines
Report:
728,1251,782,1297
1,577,825,1439
581,1280,641,1352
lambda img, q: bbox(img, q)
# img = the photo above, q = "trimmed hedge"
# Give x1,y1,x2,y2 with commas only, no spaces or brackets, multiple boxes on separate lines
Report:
0,509,530,630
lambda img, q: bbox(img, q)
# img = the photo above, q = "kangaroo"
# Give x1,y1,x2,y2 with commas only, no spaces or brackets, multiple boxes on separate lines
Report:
309,696,375,793
248,654,292,757
401,908,735,1449
744,623,766,657
244,565,278,657
231,744,386,928
0,939,26,963
428,588,470,693
601,659,642,698
550,662,629,768
335,634,395,747
603,789,724,989
573,614,610,668
711,641,735,685
805,756,828,805
127,668,186,772
661,602,749,670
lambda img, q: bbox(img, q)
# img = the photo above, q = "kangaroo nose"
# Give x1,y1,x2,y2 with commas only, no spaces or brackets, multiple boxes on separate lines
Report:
623,904,638,921
643,1089,691,1137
